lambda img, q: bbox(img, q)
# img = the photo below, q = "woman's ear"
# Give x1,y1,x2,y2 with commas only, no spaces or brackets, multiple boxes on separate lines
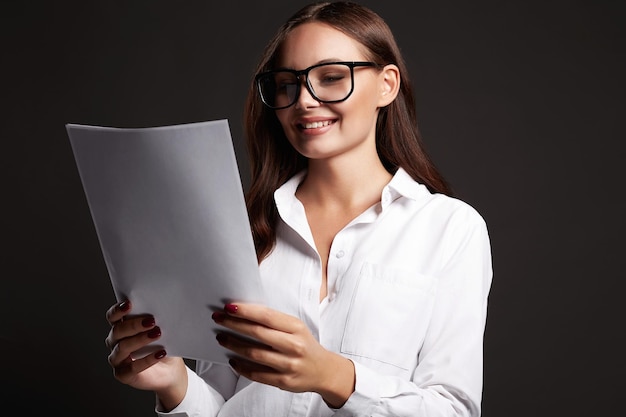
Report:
378,64,400,107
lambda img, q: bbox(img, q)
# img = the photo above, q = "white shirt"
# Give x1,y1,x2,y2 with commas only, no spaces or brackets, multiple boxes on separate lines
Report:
157,168,493,417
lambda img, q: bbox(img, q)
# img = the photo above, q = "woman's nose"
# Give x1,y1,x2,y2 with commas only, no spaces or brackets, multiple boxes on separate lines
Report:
294,80,320,109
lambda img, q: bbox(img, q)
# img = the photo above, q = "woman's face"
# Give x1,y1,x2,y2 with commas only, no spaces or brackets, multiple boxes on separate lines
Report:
273,22,389,164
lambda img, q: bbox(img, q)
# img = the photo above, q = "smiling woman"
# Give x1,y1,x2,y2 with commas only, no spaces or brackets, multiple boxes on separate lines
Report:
102,2,493,416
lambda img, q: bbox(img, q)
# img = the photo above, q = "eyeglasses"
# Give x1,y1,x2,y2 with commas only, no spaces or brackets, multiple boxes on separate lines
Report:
255,61,379,110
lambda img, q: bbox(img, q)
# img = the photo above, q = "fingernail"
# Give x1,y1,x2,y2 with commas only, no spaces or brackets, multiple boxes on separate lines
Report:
216,333,227,345
212,311,226,322
118,300,130,312
154,350,166,359
142,316,156,327
224,304,238,314
147,327,161,339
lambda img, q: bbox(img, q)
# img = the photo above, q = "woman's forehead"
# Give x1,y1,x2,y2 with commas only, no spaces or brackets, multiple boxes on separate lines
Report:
276,22,368,68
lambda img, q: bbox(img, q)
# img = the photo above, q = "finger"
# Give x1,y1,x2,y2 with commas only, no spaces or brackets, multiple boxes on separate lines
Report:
113,349,168,384
217,332,285,368
105,300,131,325
105,315,157,352
228,357,302,391
214,320,305,363
213,313,282,350
108,326,162,367
105,335,113,350
228,356,278,378
217,305,308,352
223,303,304,334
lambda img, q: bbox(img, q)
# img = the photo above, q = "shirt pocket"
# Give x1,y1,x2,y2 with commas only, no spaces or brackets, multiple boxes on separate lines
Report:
340,262,436,371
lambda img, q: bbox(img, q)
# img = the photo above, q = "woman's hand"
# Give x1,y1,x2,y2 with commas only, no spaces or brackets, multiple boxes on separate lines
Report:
212,303,355,408
104,300,188,411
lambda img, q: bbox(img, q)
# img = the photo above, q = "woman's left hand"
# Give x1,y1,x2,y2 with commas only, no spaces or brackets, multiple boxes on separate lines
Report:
212,303,354,407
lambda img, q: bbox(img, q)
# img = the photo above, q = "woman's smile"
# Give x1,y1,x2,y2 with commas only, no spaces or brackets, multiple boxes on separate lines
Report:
297,118,337,132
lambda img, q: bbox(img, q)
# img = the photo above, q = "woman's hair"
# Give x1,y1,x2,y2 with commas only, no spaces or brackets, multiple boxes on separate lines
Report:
243,1,452,261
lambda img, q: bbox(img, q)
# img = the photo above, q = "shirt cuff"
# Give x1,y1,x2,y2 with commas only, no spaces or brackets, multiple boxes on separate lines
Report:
155,366,225,417
332,360,380,416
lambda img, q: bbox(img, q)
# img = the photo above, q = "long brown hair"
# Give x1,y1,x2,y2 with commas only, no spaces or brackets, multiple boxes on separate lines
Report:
243,1,452,261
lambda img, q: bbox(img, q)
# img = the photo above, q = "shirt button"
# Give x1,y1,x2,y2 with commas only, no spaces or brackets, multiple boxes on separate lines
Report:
336,250,345,258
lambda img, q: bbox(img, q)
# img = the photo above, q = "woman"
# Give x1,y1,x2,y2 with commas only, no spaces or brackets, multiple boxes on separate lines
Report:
105,2,493,416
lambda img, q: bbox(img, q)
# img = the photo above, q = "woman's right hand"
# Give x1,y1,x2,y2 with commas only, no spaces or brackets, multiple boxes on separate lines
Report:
105,300,188,410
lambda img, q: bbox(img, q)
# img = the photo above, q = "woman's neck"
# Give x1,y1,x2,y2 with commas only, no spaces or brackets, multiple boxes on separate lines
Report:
297,156,392,210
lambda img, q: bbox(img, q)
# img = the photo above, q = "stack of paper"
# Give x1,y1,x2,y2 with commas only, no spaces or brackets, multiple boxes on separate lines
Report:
67,119,264,364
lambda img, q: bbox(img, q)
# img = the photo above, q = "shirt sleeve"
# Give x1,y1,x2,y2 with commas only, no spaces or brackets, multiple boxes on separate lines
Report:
154,364,231,417
334,207,493,417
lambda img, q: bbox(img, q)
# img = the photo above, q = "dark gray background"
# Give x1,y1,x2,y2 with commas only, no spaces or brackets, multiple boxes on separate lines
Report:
2,0,624,415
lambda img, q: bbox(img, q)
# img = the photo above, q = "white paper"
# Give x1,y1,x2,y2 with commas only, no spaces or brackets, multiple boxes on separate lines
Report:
67,119,264,364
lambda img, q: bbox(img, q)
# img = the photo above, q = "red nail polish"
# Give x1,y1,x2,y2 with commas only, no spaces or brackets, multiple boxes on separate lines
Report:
154,350,166,359
216,333,227,345
147,327,161,339
224,304,238,314
142,316,155,327
212,311,225,322
118,300,130,312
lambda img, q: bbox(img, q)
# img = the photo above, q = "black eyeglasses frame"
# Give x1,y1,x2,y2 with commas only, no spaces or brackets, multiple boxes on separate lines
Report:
255,61,380,110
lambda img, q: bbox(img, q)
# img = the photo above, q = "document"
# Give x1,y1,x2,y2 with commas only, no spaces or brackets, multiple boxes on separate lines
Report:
67,119,264,364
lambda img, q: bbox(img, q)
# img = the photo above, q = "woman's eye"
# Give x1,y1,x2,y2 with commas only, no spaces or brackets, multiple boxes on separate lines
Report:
320,73,345,83
277,81,297,91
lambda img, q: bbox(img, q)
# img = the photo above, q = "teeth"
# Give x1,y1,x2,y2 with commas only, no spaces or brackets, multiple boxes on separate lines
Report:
303,120,331,129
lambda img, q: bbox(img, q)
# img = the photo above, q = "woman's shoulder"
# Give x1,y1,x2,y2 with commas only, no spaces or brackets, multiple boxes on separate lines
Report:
392,168,487,227
432,191,484,219
429,192,488,233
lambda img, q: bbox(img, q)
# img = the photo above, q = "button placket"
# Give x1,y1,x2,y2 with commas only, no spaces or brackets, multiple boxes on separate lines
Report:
327,231,352,303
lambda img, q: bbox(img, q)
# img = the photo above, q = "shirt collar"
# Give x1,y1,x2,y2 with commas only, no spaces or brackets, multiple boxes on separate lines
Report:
274,167,430,210
384,167,430,203
274,170,307,210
